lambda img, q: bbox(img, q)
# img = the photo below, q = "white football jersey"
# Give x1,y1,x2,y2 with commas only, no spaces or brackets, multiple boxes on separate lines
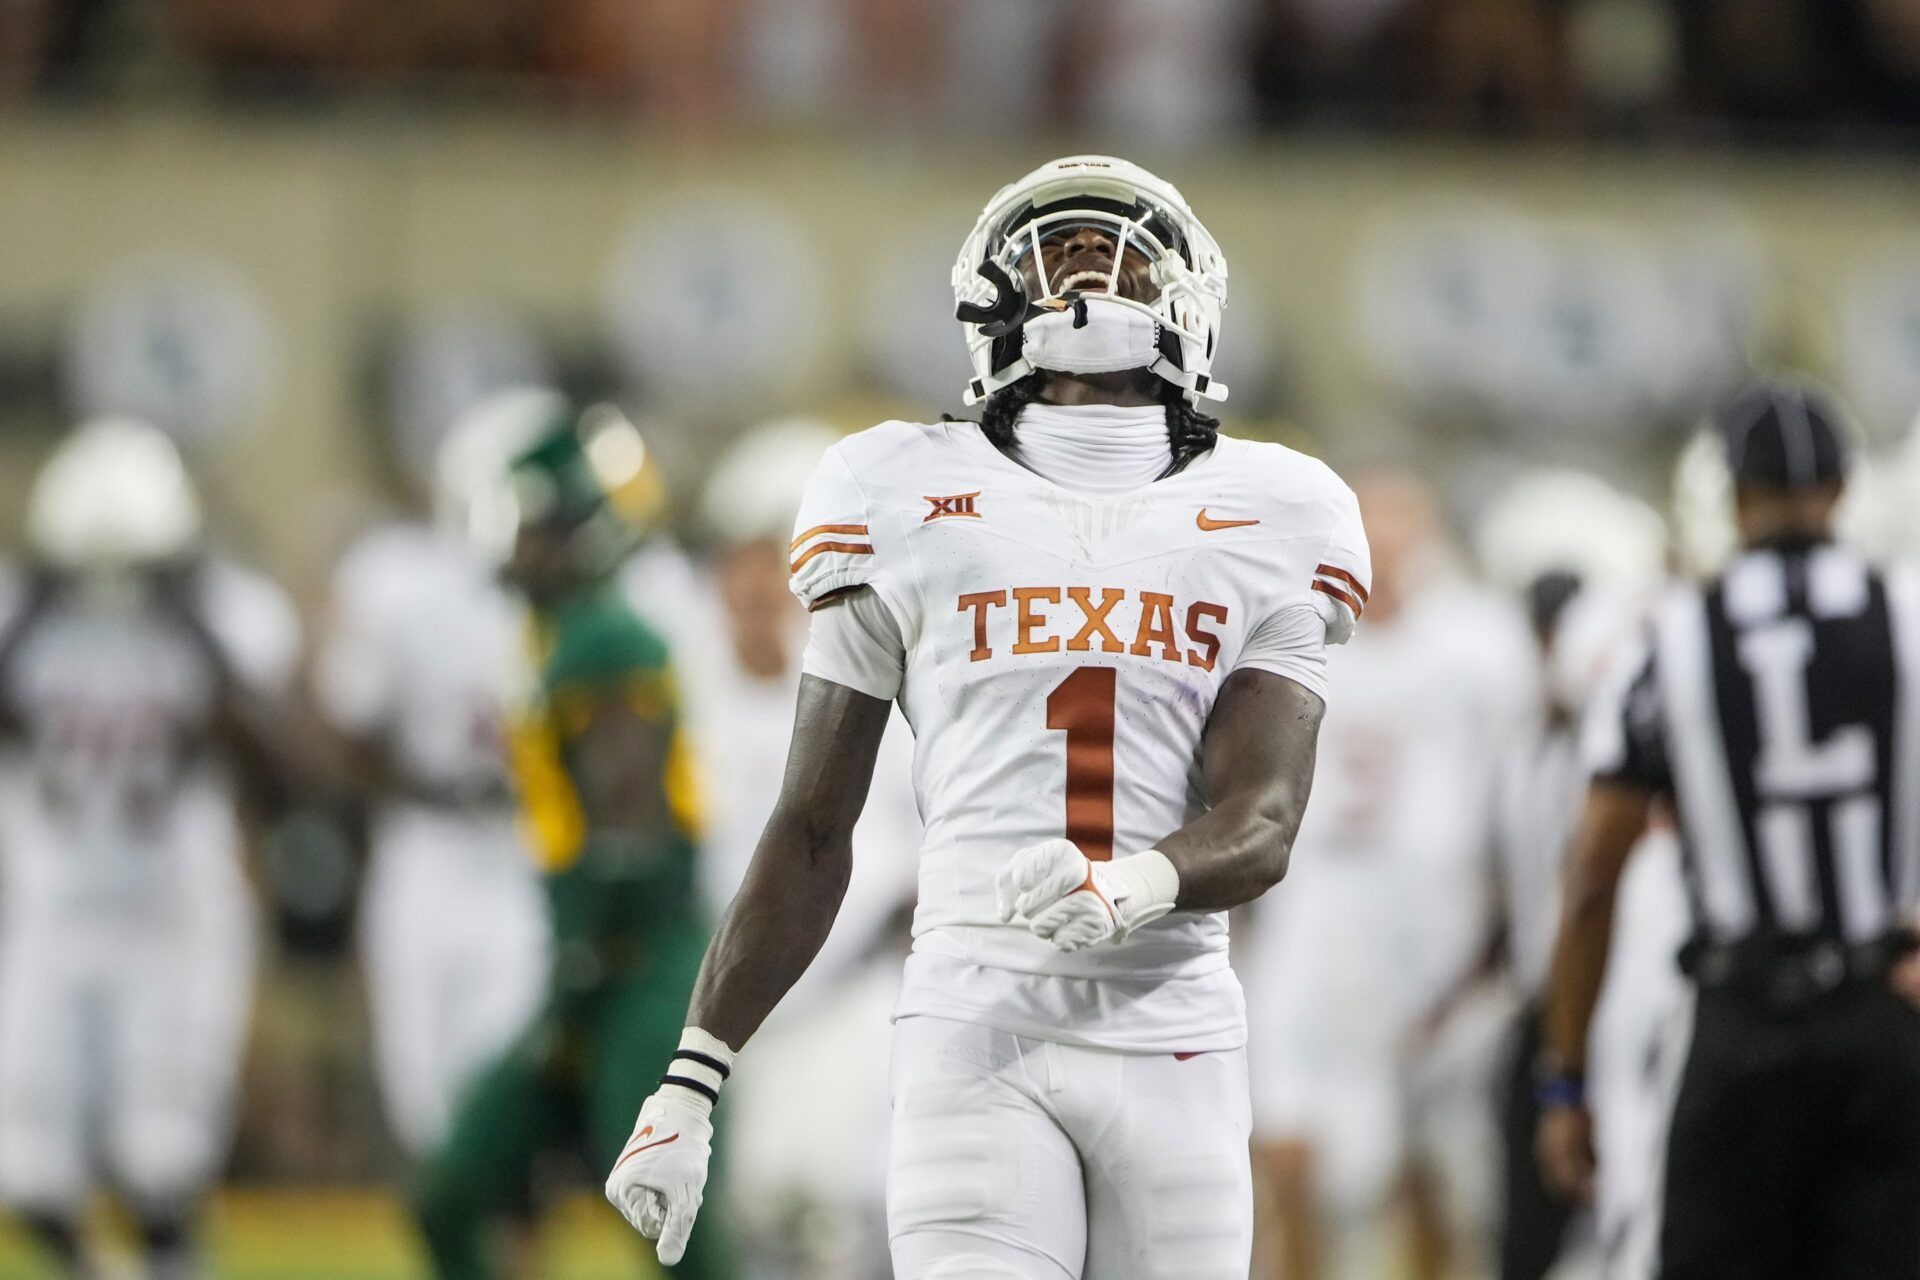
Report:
791,419,1369,1052
316,523,524,799
0,560,298,907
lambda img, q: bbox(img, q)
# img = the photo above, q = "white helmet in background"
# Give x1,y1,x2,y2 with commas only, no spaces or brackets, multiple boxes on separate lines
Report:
1670,428,1738,579
1838,409,1920,563
1474,467,1667,598
1475,467,1667,713
701,418,843,549
952,155,1230,406
433,386,570,565
28,417,203,571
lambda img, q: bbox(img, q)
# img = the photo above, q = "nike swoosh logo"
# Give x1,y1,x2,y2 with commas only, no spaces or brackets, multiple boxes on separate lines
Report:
614,1126,680,1170
1197,509,1260,532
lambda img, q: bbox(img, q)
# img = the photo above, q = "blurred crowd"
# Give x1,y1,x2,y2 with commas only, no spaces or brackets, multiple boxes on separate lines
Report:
6,0,1920,143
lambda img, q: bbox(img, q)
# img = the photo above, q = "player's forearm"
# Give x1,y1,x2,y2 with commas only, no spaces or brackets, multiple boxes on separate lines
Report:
1157,788,1307,911
1542,866,1619,1075
1542,783,1650,1073
685,808,853,1049
682,675,890,1050
1156,669,1322,911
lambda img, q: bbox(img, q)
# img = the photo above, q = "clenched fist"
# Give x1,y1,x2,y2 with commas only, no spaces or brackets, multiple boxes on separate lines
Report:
993,838,1180,952
604,1088,714,1265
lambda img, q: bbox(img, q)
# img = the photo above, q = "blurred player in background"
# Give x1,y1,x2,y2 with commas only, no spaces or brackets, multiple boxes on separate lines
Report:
412,401,731,1280
605,154,1371,1280
0,419,306,1280
686,420,920,1279
314,391,555,1163
1472,470,1671,1280
1244,471,1530,1280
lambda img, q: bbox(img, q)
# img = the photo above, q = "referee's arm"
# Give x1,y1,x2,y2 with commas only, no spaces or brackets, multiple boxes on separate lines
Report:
1537,778,1655,1202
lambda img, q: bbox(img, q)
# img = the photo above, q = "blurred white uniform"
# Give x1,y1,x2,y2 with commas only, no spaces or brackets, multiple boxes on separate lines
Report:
316,524,550,1158
1243,574,1530,1267
0,561,295,1214
790,412,1370,1279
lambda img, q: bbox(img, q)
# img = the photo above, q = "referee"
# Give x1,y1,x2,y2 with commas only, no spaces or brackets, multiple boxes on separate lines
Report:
1536,380,1920,1280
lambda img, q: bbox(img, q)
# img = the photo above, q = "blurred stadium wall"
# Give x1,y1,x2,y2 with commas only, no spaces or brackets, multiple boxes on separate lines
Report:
3,115,1919,587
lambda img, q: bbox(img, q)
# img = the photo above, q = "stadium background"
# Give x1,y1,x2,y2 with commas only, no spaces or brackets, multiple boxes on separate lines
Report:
3,0,1920,1275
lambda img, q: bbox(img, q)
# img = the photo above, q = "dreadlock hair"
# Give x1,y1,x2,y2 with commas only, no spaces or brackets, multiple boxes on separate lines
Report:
957,370,1222,479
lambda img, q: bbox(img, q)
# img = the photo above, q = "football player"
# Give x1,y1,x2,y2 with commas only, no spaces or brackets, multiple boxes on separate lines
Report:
1473,469,1668,1280
0,419,305,1280
411,401,731,1280
603,155,1372,1280
314,390,556,1162
1242,471,1532,1280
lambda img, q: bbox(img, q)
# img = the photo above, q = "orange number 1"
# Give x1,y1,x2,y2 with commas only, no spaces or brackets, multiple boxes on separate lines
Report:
1046,667,1116,860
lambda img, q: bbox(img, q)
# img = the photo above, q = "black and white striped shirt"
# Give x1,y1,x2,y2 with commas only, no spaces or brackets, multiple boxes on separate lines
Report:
1587,538,1920,947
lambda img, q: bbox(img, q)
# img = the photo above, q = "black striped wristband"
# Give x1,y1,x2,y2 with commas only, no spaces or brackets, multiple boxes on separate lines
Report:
672,1050,731,1081
659,1073,721,1106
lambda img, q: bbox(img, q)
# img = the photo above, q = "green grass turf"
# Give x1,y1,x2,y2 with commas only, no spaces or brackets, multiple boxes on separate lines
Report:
0,1188,662,1280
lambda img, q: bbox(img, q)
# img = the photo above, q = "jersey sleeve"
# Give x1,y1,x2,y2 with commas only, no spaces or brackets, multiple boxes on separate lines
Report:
1309,484,1372,645
1581,639,1670,791
803,585,907,700
788,445,879,611
1232,602,1329,704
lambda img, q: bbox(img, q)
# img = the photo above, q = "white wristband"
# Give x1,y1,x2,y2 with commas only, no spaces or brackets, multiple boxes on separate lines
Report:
1104,848,1181,932
660,1027,736,1116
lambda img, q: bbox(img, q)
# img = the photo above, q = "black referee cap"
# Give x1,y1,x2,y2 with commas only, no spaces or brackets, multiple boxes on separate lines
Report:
1718,381,1853,492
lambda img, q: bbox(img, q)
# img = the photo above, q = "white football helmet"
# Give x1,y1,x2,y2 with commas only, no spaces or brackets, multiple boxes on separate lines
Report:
1474,467,1667,597
28,417,203,571
952,155,1229,406
434,386,570,565
700,418,843,548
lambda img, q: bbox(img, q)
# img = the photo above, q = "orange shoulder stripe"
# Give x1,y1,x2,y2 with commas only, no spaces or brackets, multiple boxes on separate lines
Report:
789,541,874,574
1315,564,1370,603
1312,579,1363,617
791,523,868,553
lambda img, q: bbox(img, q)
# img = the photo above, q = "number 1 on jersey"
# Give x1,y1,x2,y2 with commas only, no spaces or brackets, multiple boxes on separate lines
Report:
1046,667,1116,860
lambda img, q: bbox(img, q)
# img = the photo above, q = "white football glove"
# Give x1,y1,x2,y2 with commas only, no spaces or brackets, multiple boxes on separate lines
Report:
604,1087,713,1266
993,838,1180,952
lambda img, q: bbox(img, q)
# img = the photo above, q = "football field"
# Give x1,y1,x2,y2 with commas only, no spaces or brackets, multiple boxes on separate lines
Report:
0,1188,658,1280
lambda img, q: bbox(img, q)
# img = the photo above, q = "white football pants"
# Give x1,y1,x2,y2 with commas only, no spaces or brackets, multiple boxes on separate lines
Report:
0,793,256,1215
887,1014,1253,1280
358,805,551,1158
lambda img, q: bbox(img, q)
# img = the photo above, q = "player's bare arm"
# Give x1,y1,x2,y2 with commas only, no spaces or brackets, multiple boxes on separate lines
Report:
1158,668,1323,909
603,672,888,1263
1536,778,1652,1201
685,672,891,1049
